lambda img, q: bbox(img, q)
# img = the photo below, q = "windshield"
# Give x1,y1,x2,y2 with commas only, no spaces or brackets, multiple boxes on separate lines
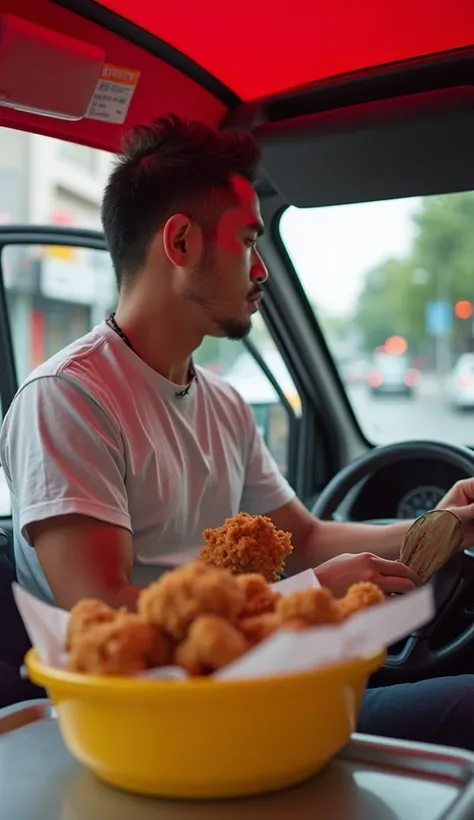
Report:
280,192,474,445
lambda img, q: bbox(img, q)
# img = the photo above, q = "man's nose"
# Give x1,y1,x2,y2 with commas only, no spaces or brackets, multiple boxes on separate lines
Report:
251,248,268,283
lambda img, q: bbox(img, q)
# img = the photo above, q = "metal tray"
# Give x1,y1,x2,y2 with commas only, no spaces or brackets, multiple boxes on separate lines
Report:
2,700,474,819
0,698,56,735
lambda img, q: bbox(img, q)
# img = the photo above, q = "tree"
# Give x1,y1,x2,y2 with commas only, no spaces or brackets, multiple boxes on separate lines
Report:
354,191,474,357
354,257,415,352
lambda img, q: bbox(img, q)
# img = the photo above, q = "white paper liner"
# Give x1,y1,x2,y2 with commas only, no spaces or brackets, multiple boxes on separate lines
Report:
13,569,434,682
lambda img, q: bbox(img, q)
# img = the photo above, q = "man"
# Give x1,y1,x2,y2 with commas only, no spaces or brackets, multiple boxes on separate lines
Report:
1,114,474,746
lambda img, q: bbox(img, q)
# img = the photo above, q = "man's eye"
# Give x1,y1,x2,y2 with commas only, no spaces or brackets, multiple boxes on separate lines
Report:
245,238,257,248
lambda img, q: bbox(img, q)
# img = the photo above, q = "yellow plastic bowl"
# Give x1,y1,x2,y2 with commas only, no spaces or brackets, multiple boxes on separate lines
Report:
26,647,385,800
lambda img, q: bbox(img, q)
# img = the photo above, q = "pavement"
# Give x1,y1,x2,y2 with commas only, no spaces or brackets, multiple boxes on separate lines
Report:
348,374,474,445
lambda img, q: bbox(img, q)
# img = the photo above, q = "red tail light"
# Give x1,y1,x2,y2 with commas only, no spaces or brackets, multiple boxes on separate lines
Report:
367,370,382,387
404,369,419,387
458,375,472,389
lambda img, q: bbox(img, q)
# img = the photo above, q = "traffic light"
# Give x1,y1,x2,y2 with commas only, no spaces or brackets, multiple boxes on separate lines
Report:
454,300,473,320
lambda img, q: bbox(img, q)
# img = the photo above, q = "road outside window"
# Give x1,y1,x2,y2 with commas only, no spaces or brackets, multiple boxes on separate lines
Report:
280,192,474,445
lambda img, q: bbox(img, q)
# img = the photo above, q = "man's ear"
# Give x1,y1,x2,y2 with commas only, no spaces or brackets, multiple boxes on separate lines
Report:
162,214,202,267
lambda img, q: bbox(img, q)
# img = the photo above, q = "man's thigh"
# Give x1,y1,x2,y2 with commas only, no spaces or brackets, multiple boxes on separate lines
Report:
358,675,474,751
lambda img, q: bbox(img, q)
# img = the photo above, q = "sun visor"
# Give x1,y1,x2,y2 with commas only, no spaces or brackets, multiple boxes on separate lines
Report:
254,87,474,207
0,14,105,120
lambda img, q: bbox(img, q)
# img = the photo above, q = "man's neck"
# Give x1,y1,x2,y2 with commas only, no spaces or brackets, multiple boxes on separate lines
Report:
113,301,203,386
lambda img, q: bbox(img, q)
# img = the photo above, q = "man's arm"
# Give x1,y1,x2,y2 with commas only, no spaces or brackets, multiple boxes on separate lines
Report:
1,375,143,610
29,515,144,611
269,497,411,571
270,481,474,572
268,498,421,594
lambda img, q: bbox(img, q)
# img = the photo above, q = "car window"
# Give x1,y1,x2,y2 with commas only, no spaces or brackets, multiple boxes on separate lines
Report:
3,245,118,384
280,192,474,445
194,312,299,475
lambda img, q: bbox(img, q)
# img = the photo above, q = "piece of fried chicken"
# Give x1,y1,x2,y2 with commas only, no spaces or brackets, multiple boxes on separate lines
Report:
238,582,384,646
276,586,340,626
175,614,250,675
66,598,123,651
235,573,281,617
138,561,245,640
336,582,385,621
67,613,172,676
201,512,294,582
237,611,282,645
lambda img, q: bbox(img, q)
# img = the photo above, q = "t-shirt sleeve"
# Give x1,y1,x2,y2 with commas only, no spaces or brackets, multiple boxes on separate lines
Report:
239,400,296,515
0,375,131,543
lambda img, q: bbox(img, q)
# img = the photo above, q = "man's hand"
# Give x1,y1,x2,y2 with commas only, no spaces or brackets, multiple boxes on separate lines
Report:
437,478,474,546
314,552,421,597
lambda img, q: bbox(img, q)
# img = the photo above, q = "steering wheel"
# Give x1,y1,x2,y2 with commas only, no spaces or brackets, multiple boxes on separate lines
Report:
312,440,474,683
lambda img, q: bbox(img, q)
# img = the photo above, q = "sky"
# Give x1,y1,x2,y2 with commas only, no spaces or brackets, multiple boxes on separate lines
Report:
280,196,421,317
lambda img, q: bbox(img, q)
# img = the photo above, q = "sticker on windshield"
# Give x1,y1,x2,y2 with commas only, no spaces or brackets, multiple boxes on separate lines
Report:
86,63,140,125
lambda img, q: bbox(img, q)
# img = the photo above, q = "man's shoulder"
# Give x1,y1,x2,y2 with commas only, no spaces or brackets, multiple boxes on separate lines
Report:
5,324,127,427
196,366,249,409
0,325,127,457
22,324,111,385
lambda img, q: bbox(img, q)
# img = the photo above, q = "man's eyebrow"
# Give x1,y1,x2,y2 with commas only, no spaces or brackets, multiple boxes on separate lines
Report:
247,220,265,238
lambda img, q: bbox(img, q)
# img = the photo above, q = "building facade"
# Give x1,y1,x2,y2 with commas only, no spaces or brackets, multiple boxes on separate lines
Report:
1,127,116,383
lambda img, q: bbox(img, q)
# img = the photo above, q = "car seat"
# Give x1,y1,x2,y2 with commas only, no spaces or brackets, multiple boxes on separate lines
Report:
0,533,46,707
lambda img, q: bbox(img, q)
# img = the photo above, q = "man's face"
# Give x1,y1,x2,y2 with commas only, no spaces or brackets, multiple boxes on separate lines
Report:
184,175,268,340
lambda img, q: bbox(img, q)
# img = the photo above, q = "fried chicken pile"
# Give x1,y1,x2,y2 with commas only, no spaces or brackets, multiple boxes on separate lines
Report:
66,606,172,675
336,582,385,621
237,612,282,645
138,561,244,640
66,598,120,651
235,573,282,617
66,564,386,678
277,587,340,626
200,512,294,582
175,615,250,676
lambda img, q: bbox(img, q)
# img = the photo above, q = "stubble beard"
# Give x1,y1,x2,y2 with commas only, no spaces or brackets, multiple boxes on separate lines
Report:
183,247,252,341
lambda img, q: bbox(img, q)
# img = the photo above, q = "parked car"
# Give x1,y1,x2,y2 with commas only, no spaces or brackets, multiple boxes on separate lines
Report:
223,350,300,414
447,354,474,410
340,358,370,386
366,352,419,397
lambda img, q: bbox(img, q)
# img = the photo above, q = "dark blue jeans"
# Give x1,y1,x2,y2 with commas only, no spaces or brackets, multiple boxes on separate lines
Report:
358,675,474,751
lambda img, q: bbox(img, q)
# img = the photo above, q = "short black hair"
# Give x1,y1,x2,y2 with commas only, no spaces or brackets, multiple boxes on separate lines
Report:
101,114,261,288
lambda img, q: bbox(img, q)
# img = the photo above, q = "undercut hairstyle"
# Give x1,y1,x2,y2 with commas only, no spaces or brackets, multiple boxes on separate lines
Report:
101,114,261,289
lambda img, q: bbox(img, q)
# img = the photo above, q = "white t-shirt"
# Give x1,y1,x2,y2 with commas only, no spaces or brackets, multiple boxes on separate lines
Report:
0,322,295,603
